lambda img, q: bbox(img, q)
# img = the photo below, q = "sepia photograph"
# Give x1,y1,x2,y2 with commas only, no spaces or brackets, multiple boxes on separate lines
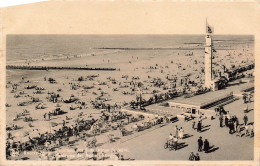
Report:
1,1,260,165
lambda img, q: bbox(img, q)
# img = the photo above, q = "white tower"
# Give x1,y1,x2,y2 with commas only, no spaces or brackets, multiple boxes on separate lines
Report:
204,34,213,88
204,19,213,88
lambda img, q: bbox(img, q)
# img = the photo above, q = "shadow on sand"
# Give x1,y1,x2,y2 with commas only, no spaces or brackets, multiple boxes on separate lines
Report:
182,134,193,139
206,145,219,153
175,142,188,150
200,128,210,133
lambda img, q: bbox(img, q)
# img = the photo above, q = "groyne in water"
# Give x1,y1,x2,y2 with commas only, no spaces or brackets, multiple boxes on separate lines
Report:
6,65,117,71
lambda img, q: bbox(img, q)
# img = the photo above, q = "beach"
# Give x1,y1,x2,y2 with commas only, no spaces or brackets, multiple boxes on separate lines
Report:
5,35,255,160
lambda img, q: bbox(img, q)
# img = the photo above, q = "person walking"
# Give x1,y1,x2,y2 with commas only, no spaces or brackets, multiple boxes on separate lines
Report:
219,116,223,127
197,121,202,132
225,116,228,127
173,136,178,151
228,120,234,134
243,114,248,126
179,127,184,139
197,136,203,152
192,120,196,130
174,125,178,138
203,139,209,153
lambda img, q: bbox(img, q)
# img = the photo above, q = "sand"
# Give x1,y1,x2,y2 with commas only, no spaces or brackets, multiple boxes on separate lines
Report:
5,37,254,160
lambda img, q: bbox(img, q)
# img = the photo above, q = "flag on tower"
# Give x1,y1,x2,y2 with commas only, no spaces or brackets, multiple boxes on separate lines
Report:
206,19,214,34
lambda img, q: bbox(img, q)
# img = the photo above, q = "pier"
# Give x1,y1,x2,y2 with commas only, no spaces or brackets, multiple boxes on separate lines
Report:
6,65,117,71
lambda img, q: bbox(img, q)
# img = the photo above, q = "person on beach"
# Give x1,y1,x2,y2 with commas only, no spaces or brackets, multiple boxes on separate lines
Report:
197,136,203,152
197,121,201,132
192,120,195,130
203,139,209,153
195,153,200,161
248,93,253,103
243,114,248,126
225,116,228,127
234,121,237,132
179,127,184,139
173,136,178,151
228,120,234,134
219,116,223,127
189,152,195,161
168,133,174,145
173,125,178,137
175,127,179,138
250,125,254,137
48,112,51,120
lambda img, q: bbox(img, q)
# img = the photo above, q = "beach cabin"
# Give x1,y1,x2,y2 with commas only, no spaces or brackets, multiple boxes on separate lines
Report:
168,91,234,118
168,101,201,117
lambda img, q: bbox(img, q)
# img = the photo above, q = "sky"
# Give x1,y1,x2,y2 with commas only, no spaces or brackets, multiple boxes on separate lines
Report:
1,1,259,35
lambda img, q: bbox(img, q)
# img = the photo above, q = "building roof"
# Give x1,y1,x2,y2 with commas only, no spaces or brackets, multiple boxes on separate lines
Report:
169,81,254,108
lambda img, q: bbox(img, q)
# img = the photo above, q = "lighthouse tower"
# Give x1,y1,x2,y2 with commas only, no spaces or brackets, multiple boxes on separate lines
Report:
204,20,213,88
204,35,213,88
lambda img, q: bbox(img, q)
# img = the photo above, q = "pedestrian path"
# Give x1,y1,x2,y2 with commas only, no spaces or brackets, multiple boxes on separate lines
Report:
120,123,169,144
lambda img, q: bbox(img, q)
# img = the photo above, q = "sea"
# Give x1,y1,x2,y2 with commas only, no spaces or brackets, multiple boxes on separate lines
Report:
6,35,254,62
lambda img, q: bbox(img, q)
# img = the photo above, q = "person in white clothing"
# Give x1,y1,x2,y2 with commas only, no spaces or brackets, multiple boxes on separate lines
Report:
179,127,184,139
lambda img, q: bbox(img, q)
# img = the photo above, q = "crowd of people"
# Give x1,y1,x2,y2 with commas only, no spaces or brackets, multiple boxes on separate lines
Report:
216,105,254,137
6,104,169,160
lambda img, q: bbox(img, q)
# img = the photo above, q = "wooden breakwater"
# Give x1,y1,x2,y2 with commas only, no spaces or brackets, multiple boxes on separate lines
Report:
6,65,116,71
